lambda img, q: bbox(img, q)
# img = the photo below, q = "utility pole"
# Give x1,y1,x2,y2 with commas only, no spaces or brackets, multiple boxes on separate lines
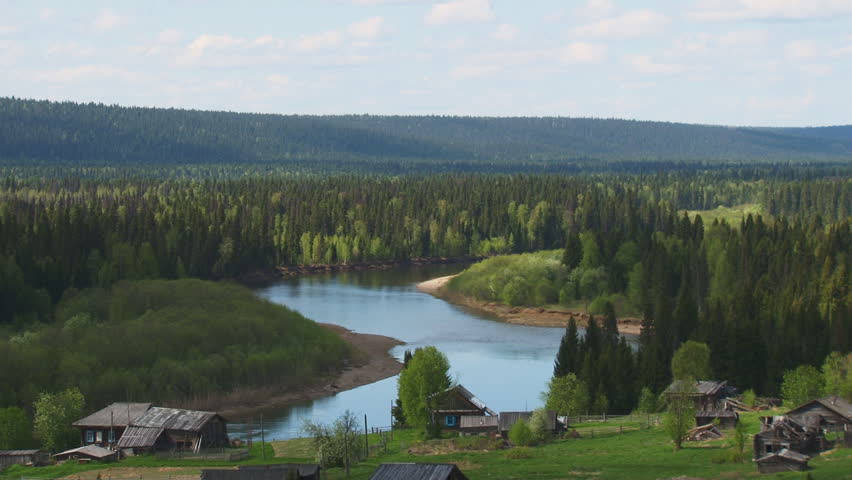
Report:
260,413,266,460
364,414,368,458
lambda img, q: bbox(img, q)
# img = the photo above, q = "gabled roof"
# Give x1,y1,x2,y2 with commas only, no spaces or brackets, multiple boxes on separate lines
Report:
0,450,40,456
130,407,221,432
73,402,152,427
369,463,468,480
695,409,738,418
53,445,117,459
443,385,496,416
755,448,810,464
664,380,728,396
786,396,852,420
115,426,164,449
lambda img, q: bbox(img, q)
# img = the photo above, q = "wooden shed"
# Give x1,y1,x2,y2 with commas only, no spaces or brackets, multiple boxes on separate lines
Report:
369,463,468,480
695,409,739,429
0,450,47,469
432,385,495,431
755,448,810,473
498,411,559,438
73,402,152,448
663,380,735,410
458,416,498,436
116,407,228,453
753,416,816,458
785,396,852,434
53,445,117,463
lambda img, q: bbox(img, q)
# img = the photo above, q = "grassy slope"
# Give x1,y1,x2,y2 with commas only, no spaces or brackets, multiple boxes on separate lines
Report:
12,412,850,480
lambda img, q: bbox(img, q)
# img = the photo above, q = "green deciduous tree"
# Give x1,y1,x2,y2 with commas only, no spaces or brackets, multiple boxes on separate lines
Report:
33,387,84,451
543,373,589,417
781,365,825,408
508,418,535,447
663,381,696,451
397,346,452,435
302,410,361,474
671,341,712,381
528,408,551,444
822,351,852,401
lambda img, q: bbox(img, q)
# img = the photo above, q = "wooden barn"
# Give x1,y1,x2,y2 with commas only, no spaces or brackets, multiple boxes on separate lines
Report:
116,407,228,453
755,448,810,473
458,415,499,436
72,402,152,447
369,463,468,480
498,411,559,438
753,416,817,458
202,464,321,480
0,450,47,469
432,385,495,430
663,380,735,410
53,445,117,463
695,409,739,429
785,396,852,435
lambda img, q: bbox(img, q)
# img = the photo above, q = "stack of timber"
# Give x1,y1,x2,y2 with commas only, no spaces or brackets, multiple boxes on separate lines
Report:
686,424,723,441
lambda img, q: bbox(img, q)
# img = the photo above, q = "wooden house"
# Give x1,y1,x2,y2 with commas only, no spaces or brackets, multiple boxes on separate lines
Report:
785,396,852,435
116,406,228,453
695,409,739,429
72,402,152,447
369,463,468,480
753,416,817,458
755,448,810,473
53,445,117,463
663,380,735,410
0,450,47,469
458,416,498,436
432,385,495,430
498,411,559,438
202,464,321,480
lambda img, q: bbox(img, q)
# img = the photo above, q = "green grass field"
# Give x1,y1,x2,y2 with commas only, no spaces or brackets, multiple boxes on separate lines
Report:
8,412,850,480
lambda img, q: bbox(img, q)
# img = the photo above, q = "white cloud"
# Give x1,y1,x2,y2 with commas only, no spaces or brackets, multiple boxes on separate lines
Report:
0,25,19,35
626,55,687,74
449,63,502,79
157,29,183,44
717,30,768,48
93,9,125,32
786,40,817,59
348,17,385,39
266,73,290,88
293,30,343,51
689,0,852,21
179,34,248,63
666,30,768,57
560,42,607,64
34,65,137,83
491,24,519,41
746,90,816,115
426,0,495,25
797,64,832,76
39,8,58,20
576,0,614,20
0,40,24,66
572,10,670,38
46,42,96,58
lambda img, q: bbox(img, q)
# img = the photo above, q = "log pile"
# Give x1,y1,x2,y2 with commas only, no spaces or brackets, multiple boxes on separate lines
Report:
686,423,723,441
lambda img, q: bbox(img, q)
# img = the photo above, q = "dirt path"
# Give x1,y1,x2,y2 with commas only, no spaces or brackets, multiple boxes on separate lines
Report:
416,276,642,336
212,325,403,419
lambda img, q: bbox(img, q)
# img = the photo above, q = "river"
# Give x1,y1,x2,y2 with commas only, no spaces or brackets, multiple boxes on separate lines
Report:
227,264,570,441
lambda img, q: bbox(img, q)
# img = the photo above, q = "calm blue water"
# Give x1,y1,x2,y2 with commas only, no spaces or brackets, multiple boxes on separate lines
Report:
227,265,571,441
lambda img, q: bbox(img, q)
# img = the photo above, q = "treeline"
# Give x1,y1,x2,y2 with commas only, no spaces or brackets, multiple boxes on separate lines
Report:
0,279,351,412
2,173,849,327
3,97,852,172
457,211,850,410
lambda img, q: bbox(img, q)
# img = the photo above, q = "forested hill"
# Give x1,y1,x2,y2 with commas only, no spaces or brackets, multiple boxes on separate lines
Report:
1,97,851,171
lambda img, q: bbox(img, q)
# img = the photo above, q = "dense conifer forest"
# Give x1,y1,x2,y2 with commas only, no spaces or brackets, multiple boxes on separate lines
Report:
0,98,850,436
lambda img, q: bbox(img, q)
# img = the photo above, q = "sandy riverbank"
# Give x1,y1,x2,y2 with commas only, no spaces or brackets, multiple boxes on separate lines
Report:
417,275,642,336
204,324,403,419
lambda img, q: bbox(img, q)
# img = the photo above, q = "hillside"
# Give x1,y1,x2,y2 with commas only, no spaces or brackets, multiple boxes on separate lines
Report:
1,97,851,172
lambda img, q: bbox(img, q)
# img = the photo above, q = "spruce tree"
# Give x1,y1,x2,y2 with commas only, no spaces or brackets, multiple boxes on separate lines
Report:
554,318,579,377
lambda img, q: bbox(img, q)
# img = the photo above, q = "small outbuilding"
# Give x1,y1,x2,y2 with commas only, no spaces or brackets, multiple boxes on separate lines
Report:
696,409,739,429
369,463,468,480
785,396,852,434
53,445,117,463
433,385,496,431
117,406,229,453
498,411,559,438
0,450,47,469
663,380,735,410
755,448,810,474
753,416,816,458
458,415,498,436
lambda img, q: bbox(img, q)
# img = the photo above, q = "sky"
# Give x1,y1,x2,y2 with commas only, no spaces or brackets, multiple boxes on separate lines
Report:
1,0,851,126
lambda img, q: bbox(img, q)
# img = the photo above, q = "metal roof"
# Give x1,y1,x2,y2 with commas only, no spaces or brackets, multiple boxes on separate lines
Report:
130,407,219,432
369,463,468,480
73,402,152,427
116,426,164,448
459,416,498,429
0,450,40,456
54,445,117,459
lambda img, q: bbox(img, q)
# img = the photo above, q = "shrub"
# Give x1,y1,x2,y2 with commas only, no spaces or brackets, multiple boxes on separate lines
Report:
509,419,536,447
742,389,756,408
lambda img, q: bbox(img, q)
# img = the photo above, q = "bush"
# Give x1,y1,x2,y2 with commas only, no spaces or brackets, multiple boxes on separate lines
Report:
509,419,536,447
528,408,551,444
742,389,756,408
636,387,659,414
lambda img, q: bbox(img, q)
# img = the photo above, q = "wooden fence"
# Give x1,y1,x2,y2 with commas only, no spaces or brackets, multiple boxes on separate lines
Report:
563,413,661,425
155,448,249,461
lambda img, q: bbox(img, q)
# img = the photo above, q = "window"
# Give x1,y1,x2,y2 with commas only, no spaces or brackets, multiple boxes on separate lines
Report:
445,415,456,427
86,430,95,443
96,431,103,443
765,444,774,454
108,430,115,443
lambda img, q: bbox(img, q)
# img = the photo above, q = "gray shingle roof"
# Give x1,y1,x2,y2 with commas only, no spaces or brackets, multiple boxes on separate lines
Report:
369,463,467,480
73,403,152,427
755,448,810,464
116,426,164,448
789,396,852,420
664,380,727,396
130,407,219,432
0,450,40,456
54,445,117,460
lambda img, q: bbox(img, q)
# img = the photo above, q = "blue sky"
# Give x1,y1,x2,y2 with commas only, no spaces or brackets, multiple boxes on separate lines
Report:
1,0,851,126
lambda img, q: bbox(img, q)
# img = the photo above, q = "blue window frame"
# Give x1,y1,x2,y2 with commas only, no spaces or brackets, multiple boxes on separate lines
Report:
86,430,95,443
108,430,115,443
445,415,456,427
